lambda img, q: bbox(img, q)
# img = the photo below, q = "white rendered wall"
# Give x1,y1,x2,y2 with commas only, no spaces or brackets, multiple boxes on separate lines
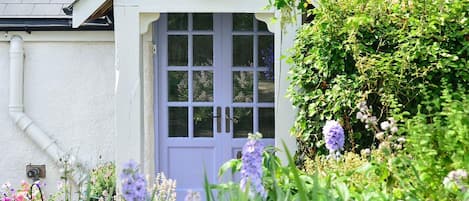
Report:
0,34,115,194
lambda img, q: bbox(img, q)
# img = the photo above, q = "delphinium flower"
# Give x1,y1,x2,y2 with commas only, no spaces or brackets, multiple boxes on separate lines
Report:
443,169,468,192
323,120,345,158
240,132,266,198
120,160,147,201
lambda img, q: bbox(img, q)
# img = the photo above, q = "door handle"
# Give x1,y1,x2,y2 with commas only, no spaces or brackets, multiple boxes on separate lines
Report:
225,107,231,133
215,106,221,133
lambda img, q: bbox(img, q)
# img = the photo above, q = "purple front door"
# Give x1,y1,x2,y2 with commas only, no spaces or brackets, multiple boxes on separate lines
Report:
156,13,275,200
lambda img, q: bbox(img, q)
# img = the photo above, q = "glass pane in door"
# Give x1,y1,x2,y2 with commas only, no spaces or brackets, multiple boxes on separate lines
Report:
193,35,213,66
168,35,188,66
168,13,188,30
193,13,213,30
233,13,253,31
168,71,188,101
232,36,253,67
233,71,253,102
259,108,275,138
193,107,214,137
233,107,253,138
258,72,274,103
168,107,188,137
258,35,274,67
193,71,213,102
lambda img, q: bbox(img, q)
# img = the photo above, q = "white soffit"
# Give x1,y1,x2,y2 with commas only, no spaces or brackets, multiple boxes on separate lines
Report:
138,0,272,13
72,0,107,28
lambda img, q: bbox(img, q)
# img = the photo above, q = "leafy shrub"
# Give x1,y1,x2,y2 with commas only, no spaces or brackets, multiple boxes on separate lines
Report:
286,0,469,159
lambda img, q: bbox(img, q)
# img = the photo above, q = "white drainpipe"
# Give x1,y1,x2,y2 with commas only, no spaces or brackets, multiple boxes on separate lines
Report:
9,35,87,183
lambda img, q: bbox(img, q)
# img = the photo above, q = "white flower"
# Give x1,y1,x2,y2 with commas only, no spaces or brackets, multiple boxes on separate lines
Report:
397,137,406,143
359,101,368,112
379,142,390,151
356,112,363,120
361,148,371,156
443,177,451,186
443,169,468,192
366,116,377,125
380,121,390,130
375,132,385,141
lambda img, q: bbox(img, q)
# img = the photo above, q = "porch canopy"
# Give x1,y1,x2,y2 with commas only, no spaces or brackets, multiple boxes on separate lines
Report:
71,0,299,182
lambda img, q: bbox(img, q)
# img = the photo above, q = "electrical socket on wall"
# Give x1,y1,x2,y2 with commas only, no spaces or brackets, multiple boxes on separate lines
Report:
26,164,46,180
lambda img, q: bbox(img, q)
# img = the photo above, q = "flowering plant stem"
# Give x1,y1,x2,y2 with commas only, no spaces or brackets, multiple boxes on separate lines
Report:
282,142,308,201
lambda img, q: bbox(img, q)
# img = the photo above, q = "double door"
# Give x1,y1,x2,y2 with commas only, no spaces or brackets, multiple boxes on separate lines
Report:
156,13,275,198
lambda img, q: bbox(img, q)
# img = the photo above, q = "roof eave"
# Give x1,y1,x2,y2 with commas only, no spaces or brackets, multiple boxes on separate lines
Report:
71,0,112,28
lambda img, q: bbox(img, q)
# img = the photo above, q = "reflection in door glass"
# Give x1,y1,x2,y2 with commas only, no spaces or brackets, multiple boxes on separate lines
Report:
258,72,274,103
259,108,275,138
232,36,253,67
168,71,188,101
193,35,213,66
233,107,253,138
233,71,253,102
194,107,214,137
193,71,213,102
168,35,188,66
168,107,188,137
258,35,274,67
233,13,253,31
168,13,188,30
193,13,213,30
258,20,269,32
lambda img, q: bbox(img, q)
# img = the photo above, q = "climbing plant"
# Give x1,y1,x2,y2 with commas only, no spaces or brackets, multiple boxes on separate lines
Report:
285,0,469,160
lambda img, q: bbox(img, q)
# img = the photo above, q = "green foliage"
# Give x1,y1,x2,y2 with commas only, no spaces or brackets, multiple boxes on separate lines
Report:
87,162,116,201
287,0,469,158
402,87,469,200
267,0,308,28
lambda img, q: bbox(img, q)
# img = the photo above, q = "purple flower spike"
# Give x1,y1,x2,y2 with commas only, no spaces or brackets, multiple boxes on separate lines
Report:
121,160,147,201
323,120,345,153
240,133,266,198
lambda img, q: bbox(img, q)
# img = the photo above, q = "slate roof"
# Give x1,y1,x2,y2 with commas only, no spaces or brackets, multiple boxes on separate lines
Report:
0,0,74,18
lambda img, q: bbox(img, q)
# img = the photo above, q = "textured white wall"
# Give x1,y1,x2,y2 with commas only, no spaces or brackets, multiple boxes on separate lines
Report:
0,40,115,195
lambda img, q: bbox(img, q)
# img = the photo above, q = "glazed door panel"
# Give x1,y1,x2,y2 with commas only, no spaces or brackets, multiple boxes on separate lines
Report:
156,13,274,200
